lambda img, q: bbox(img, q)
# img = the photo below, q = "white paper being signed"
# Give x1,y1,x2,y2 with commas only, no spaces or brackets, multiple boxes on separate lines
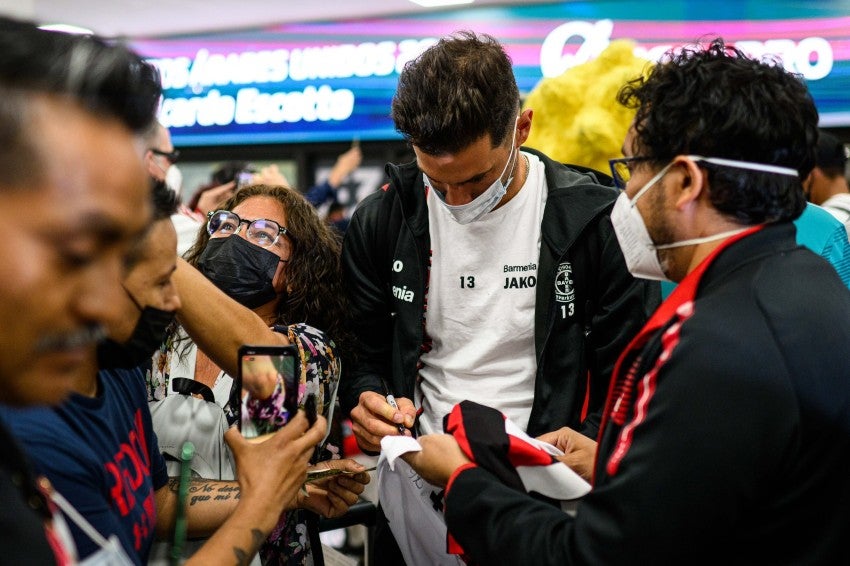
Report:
380,417,591,502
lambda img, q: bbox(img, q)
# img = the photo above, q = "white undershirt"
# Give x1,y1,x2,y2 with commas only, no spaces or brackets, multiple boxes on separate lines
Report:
417,151,546,434
821,193,850,238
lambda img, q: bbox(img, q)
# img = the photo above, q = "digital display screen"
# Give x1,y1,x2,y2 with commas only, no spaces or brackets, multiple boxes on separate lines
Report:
130,1,850,146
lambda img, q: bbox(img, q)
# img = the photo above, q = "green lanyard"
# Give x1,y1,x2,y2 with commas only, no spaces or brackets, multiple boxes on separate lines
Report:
170,440,195,566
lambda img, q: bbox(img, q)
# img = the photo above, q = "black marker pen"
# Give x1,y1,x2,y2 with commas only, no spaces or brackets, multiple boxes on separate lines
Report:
381,379,407,435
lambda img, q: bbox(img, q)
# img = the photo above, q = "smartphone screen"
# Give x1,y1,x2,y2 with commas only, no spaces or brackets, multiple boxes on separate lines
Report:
235,170,254,190
236,345,299,431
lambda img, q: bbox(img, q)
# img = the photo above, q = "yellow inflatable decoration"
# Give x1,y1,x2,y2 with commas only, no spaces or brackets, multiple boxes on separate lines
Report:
523,39,652,174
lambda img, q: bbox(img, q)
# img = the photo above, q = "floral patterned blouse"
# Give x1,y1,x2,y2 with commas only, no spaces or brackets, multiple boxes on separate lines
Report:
146,322,341,566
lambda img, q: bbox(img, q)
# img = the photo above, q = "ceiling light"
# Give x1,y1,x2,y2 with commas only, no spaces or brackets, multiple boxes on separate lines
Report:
38,24,95,35
409,0,475,7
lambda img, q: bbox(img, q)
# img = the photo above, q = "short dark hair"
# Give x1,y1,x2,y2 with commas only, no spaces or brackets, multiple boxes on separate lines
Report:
815,129,848,178
0,17,161,189
617,38,817,224
124,179,179,268
391,31,519,155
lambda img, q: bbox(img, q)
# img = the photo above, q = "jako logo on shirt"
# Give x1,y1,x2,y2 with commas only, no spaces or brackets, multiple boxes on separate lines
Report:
503,262,538,289
393,285,414,302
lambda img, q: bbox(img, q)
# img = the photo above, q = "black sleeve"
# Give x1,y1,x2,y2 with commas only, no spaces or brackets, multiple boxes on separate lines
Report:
445,466,588,566
582,213,660,437
445,316,795,565
339,193,395,413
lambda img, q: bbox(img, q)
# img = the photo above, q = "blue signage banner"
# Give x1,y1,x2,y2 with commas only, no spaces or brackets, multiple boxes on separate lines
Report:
130,0,850,147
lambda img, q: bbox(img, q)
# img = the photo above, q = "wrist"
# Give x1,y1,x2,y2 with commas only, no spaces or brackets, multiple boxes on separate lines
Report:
228,494,281,536
327,175,342,189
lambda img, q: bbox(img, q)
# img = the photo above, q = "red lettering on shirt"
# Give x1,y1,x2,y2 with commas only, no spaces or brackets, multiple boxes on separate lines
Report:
104,409,153,522
132,491,157,550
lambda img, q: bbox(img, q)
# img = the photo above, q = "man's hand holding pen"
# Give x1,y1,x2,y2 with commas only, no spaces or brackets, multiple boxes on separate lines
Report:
349,390,417,453
384,393,408,435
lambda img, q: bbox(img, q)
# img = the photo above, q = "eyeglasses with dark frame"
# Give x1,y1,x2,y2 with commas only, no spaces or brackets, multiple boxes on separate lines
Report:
206,210,293,249
149,148,181,163
608,156,654,190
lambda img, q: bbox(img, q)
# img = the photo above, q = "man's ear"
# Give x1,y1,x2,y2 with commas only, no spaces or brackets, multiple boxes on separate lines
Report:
672,156,705,209
143,150,160,178
516,109,533,146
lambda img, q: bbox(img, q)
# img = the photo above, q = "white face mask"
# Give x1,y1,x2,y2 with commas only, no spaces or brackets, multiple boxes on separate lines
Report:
165,163,183,195
610,155,799,281
428,119,520,225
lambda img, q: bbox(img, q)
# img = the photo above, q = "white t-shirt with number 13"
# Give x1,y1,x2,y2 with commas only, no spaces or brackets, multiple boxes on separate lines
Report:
417,151,547,434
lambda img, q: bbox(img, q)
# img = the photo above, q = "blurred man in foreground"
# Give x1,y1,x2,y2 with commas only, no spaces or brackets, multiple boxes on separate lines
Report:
0,16,160,563
0,18,329,564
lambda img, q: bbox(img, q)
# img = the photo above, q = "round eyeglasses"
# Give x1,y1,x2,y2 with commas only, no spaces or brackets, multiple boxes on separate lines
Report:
206,210,292,249
608,156,655,190
149,147,181,163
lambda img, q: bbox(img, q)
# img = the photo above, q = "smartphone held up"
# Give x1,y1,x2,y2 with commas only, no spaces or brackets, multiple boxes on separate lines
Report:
235,169,255,191
237,344,316,431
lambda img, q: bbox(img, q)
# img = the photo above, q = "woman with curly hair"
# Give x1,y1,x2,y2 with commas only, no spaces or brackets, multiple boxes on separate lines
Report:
147,183,365,565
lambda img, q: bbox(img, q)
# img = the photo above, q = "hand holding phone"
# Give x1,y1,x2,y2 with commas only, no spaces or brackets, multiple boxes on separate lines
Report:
303,393,317,427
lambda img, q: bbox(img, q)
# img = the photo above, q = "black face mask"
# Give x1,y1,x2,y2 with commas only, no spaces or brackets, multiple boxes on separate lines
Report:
97,306,175,370
197,236,280,309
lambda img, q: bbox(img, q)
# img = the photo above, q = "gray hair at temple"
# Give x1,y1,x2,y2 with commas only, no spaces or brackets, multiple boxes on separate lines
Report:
0,16,162,189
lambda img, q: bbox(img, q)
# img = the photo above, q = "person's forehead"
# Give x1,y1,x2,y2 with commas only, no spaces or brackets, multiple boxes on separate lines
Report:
138,219,178,261
622,125,639,157
129,220,177,281
233,196,287,224
157,124,173,151
414,135,498,185
33,97,150,240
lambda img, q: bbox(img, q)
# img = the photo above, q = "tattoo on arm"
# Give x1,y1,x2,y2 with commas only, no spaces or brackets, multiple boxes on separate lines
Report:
232,529,265,566
165,478,241,506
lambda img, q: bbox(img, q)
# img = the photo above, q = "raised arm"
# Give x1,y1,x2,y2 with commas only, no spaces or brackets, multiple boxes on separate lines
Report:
172,257,289,398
